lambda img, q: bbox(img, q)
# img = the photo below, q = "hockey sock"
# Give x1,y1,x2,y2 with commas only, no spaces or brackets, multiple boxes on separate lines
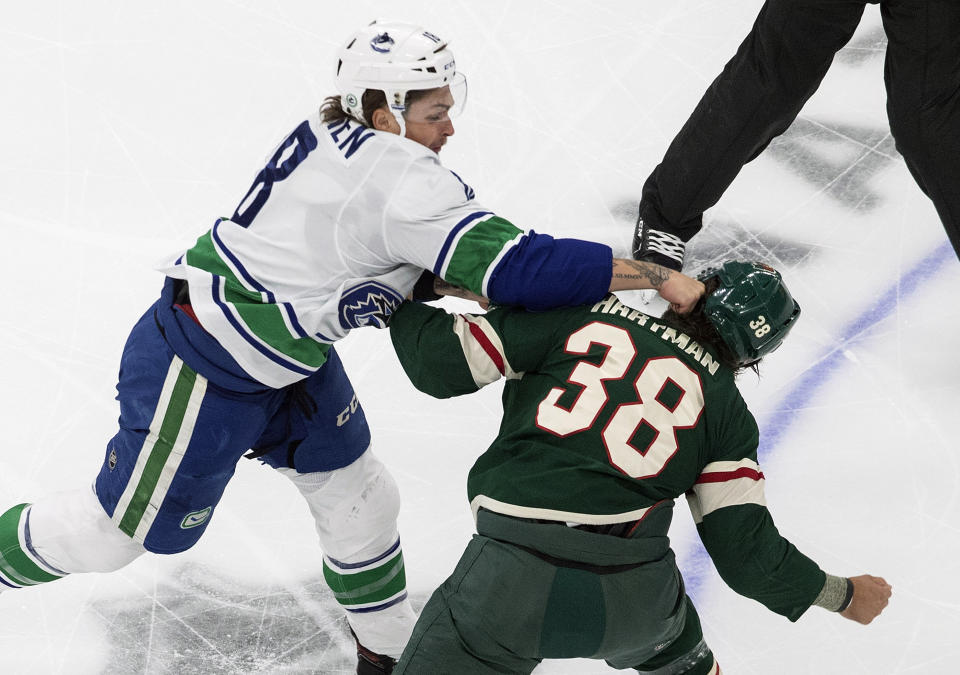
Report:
0,504,67,590
322,538,408,614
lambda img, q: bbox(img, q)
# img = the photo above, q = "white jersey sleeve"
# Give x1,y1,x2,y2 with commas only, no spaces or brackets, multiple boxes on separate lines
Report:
383,158,525,296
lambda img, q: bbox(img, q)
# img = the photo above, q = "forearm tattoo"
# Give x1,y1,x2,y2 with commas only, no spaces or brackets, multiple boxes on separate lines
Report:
613,260,671,289
433,276,471,298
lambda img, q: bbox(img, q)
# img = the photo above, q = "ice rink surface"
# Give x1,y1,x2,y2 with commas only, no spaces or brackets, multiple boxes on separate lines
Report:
2,1,958,673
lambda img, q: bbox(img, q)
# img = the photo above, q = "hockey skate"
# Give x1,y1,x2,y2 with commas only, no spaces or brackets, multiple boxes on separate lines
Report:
352,629,397,675
632,214,685,272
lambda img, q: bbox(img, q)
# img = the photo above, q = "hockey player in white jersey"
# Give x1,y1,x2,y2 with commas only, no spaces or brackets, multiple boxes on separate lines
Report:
0,20,704,674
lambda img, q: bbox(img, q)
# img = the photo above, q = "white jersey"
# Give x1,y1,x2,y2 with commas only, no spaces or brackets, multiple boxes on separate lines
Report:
160,113,525,388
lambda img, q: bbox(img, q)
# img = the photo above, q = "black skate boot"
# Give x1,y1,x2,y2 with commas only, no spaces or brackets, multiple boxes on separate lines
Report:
632,211,685,272
352,629,397,675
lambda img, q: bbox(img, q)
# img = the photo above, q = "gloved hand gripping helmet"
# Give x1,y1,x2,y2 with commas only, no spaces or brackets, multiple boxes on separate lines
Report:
335,20,462,130
700,261,801,366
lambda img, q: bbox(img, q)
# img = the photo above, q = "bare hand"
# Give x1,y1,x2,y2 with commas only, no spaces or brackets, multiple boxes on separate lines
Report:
840,575,892,625
659,271,706,314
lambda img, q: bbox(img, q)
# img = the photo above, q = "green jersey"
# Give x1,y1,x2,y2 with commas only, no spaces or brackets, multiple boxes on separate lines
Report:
389,295,825,621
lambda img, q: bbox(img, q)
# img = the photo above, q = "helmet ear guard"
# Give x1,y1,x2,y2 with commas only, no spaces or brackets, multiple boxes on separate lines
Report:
335,19,464,132
698,261,801,367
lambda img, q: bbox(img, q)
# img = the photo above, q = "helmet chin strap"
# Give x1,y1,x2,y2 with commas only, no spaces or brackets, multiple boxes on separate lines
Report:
388,93,407,137
391,109,406,137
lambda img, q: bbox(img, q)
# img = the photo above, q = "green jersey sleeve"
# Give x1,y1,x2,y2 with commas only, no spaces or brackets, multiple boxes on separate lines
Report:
689,390,825,621
695,504,825,621
388,302,568,398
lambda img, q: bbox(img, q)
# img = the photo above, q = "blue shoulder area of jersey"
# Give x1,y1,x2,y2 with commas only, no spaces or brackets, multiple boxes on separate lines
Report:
488,232,612,311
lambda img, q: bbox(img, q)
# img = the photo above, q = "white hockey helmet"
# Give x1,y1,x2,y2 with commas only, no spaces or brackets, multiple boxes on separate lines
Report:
335,20,461,128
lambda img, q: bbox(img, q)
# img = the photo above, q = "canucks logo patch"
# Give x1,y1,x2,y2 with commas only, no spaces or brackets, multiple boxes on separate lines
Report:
180,507,212,529
339,281,404,330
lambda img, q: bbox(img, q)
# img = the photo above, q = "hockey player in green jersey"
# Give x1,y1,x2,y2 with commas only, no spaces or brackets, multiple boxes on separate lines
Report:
0,19,705,675
388,261,892,674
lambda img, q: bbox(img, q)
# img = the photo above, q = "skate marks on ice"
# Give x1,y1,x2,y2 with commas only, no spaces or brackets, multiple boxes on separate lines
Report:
683,223,812,272
609,25,898,269
765,118,899,213
611,114,899,272
689,116,900,268
834,25,888,66
87,563,424,674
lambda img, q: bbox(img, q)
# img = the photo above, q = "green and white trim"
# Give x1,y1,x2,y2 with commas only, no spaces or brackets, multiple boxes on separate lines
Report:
180,227,332,387
434,214,524,297
111,356,207,544
0,504,66,589
322,539,408,613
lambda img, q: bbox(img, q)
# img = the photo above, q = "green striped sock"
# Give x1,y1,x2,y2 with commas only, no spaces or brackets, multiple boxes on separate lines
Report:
0,504,66,589
323,545,408,612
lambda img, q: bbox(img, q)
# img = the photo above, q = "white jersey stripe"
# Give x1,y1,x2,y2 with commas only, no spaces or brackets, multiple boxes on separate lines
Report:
451,315,504,387
132,374,207,542
470,494,653,527
481,231,525,297
687,458,766,524
451,314,521,388
211,276,319,377
211,220,262,293
470,315,519,379
278,301,309,340
181,273,320,387
342,589,409,613
323,545,403,576
432,210,494,277
112,357,188,537
700,458,762,476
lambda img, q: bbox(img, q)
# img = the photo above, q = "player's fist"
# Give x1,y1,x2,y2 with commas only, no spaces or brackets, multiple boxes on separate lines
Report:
659,270,705,314
840,575,892,625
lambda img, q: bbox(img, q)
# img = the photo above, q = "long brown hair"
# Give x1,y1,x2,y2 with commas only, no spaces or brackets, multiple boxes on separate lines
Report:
319,89,433,126
660,277,759,375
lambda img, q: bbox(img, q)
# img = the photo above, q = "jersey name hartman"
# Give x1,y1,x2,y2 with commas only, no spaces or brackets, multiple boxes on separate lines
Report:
589,296,720,375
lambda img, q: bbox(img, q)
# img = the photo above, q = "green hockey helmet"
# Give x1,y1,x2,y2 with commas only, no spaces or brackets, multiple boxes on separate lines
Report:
699,261,801,366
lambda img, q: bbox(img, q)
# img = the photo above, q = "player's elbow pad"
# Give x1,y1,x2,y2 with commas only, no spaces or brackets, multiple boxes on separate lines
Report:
486,231,612,310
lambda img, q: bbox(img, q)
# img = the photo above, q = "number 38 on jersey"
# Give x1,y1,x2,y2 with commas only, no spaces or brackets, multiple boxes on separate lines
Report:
536,322,705,480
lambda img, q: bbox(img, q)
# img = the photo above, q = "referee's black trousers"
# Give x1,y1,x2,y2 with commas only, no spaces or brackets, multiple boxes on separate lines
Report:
640,0,960,259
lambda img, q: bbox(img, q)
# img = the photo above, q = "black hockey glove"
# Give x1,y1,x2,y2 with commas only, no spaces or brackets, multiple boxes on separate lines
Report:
411,269,443,302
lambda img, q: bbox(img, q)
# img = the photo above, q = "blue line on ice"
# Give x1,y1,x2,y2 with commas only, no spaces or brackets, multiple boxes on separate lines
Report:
684,240,954,598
